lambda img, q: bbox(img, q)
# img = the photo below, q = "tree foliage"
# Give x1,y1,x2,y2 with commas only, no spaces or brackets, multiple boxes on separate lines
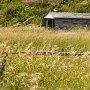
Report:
0,0,90,26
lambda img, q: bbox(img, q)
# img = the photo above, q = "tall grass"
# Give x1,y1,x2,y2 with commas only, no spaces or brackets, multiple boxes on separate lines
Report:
0,26,90,90
0,25,90,51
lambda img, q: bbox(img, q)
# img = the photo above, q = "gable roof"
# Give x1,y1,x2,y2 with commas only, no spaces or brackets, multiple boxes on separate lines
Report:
44,12,90,19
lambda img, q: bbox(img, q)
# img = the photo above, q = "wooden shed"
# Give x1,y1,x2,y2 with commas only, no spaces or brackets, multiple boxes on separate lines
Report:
43,12,90,28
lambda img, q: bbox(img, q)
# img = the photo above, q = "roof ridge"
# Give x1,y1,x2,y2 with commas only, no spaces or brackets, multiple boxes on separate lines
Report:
44,12,90,19
49,12,90,14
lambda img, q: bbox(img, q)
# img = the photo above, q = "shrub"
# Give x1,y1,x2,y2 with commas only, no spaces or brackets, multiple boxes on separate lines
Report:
59,5,73,12
76,3,89,13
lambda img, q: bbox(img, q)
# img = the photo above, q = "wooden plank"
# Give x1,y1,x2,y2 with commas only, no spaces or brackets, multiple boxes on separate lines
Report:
54,19,90,28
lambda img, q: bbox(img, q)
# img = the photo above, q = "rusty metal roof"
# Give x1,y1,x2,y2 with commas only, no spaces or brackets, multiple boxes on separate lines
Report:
44,12,90,19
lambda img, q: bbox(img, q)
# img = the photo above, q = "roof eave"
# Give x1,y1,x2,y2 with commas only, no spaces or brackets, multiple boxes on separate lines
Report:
44,13,54,19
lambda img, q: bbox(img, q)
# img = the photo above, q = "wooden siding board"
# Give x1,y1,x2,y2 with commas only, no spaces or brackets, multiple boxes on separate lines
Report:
54,18,90,28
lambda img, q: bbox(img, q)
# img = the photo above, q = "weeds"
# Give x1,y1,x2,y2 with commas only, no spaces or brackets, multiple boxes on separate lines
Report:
0,26,90,90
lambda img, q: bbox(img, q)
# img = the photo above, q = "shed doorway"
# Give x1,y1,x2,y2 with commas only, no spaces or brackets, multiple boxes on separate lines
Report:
46,19,54,28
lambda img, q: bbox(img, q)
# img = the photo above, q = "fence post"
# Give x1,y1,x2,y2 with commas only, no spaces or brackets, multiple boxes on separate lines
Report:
0,52,8,77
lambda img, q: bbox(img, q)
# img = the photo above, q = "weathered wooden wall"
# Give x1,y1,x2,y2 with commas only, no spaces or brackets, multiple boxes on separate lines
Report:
54,18,90,28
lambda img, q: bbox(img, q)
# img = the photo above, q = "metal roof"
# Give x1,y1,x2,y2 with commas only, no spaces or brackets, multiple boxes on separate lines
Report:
44,12,90,19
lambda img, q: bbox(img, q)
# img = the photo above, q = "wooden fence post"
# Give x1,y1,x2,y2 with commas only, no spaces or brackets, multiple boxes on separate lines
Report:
0,52,8,77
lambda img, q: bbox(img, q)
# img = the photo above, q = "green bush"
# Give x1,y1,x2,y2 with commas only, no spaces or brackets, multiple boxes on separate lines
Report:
76,3,89,13
59,5,73,12
0,0,90,26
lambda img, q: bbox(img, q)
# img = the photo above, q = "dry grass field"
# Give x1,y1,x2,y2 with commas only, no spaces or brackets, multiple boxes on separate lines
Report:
0,25,90,90
0,25,90,50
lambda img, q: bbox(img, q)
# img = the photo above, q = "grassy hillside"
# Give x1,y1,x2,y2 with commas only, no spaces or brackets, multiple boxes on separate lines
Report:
0,0,90,26
0,1,90,89
0,26,90,89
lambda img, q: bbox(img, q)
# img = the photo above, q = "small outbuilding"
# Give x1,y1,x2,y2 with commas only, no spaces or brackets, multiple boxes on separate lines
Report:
43,12,90,28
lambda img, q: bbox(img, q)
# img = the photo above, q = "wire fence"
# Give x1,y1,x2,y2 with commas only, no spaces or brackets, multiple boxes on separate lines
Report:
0,50,90,77
3,51,90,56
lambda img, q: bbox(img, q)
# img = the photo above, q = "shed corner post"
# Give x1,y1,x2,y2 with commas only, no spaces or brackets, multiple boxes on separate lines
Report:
52,19,55,30
46,19,48,30
52,19,53,29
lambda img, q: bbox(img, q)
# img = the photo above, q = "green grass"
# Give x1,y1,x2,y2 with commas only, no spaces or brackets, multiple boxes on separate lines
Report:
0,26,90,90
1,55,90,90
